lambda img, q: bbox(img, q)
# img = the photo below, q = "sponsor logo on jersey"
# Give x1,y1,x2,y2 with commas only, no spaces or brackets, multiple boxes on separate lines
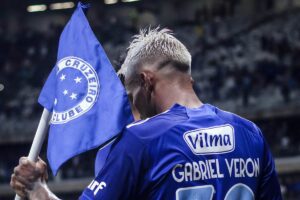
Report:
183,124,235,155
87,180,106,196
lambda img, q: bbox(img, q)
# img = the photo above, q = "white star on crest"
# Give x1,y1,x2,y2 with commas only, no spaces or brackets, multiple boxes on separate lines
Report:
74,77,82,83
70,93,77,100
60,74,66,81
63,89,68,95
54,98,58,105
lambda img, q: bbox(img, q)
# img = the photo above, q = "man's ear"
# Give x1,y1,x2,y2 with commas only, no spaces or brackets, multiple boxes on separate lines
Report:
190,76,195,84
140,71,154,92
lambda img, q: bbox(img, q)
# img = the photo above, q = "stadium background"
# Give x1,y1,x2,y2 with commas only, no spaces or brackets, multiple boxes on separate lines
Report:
0,0,300,199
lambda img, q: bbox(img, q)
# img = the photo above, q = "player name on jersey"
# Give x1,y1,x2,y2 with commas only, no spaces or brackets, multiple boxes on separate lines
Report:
172,158,260,183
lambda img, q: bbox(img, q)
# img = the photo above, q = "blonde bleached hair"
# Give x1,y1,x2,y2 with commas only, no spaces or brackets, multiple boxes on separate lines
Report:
119,27,192,79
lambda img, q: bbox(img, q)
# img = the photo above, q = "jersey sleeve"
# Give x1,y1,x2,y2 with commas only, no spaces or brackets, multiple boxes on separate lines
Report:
79,129,147,200
256,127,282,200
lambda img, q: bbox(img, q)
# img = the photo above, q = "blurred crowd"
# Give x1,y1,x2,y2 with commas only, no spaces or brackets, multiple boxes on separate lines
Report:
257,116,300,157
0,25,60,137
0,143,96,184
280,172,300,200
192,12,300,108
0,3,299,125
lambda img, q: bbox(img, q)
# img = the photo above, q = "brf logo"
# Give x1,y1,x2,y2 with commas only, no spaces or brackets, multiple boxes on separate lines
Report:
87,180,107,196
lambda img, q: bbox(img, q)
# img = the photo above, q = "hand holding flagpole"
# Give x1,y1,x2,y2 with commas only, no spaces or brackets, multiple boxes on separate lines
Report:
14,109,51,200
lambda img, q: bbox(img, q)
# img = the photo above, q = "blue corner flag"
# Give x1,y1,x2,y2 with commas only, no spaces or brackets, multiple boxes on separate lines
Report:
38,2,134,175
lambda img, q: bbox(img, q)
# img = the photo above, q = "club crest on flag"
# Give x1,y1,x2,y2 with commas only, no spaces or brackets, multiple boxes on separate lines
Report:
51,56,100,124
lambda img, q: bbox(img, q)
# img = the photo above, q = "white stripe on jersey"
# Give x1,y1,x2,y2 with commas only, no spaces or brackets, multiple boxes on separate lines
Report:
126,109,170,129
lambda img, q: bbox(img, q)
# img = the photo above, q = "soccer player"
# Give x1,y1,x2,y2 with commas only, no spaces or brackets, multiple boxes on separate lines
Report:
11,28,282,200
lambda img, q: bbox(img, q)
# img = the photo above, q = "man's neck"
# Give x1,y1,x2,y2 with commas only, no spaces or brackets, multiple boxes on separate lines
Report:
154,84,203,114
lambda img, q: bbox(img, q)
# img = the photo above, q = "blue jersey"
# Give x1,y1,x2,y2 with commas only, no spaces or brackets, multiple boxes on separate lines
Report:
80,104,282,200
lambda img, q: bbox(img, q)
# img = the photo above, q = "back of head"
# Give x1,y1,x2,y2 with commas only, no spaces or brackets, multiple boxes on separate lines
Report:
119,27,192,79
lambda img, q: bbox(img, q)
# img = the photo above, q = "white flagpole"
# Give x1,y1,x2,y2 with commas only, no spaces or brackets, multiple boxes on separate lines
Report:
15,108,52,200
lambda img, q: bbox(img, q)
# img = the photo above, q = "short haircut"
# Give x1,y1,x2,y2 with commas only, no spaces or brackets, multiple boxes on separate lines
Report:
119,27,192,79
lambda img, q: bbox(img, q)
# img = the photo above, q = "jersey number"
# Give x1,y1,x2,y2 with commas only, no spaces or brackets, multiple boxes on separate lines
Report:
176,183,254,200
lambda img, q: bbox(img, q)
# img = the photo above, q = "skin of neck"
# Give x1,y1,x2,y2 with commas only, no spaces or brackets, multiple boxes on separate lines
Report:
149,68,203,114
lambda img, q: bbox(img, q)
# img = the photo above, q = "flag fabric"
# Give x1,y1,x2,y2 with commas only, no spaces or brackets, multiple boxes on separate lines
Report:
38,2,134,175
